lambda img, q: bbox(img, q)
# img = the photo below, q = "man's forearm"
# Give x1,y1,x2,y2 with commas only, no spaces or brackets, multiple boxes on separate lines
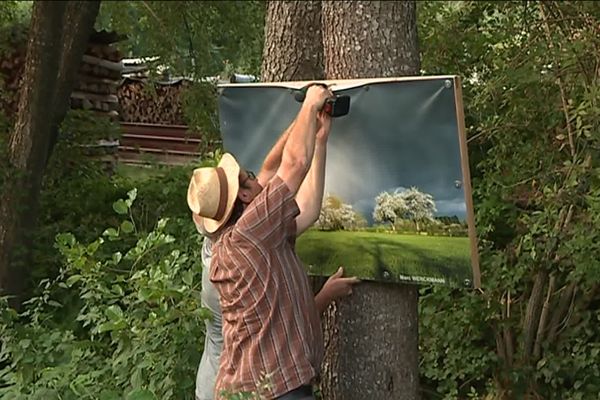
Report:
314,288,330,315
257,118,295,185
276,86,329,193
296,138,327,226
280,102,319,179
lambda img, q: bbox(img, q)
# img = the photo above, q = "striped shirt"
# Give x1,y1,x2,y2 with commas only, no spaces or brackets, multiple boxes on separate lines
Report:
210,175,323,399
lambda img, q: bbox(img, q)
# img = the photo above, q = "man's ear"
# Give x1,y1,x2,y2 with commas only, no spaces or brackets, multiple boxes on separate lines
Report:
238,188,249,202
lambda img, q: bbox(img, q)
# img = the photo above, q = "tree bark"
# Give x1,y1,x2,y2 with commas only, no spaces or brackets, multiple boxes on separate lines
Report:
322,1,420,80
260,1,324,82
320,2,421,399
0,1,99,305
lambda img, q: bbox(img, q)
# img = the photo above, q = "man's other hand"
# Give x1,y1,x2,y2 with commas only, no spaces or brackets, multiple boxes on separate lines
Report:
322,267,360,300
316,110,332,142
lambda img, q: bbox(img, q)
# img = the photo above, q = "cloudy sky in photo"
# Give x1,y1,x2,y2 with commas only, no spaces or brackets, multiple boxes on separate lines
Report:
218,78,469,223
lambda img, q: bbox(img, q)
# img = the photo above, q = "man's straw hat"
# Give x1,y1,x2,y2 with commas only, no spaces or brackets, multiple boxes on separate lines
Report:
187,153,240,234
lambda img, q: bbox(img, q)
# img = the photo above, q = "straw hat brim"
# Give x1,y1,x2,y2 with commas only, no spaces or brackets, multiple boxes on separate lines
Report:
195,153,240,234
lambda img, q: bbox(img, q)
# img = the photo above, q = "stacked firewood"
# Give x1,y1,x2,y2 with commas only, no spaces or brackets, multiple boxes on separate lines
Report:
117,77,190,125
70,38,123,120
0,29,124,121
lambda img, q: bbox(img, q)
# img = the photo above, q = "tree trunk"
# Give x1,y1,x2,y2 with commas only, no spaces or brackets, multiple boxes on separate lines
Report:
320,2,421,399
260,1,421,398
0,1,99,305
260,0,324,82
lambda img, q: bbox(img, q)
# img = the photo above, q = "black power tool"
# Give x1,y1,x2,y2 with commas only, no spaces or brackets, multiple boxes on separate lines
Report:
294,83,350,117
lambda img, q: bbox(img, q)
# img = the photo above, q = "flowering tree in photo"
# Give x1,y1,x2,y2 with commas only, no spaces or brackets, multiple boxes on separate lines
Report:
373,187,437,231
316,194,364,231
373,190,406,230
399,187,437,231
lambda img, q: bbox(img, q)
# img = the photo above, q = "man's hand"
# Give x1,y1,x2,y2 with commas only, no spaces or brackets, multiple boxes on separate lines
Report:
315,267,360,314
304,85,333,111
323,266,360,298
316,110,332,142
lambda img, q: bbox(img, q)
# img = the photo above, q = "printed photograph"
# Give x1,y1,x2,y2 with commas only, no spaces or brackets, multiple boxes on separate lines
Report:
217,77,479,287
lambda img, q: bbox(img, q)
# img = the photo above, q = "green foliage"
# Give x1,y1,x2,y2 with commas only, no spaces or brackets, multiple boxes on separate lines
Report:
419,285,498,398
181,82,221,141
95,1,265,79
0,1,31,32
32,109,215,286
95,1,264,143
418,1,600,398
31,110,124,284
0,1,30,74
1,102,223,398
0,190,207,399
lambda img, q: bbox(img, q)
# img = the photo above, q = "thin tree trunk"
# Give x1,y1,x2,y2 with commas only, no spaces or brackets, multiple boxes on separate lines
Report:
260,0,324,82
320,2,421,399
0,1,99,305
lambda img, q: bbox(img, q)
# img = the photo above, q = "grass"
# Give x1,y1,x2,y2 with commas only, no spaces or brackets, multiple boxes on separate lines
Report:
296,230,473,287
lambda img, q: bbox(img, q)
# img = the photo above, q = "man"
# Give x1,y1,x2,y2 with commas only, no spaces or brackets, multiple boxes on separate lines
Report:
188,85,359,399
194,236,354,400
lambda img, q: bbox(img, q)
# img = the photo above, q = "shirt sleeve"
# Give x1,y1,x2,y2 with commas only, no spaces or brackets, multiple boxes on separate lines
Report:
231,175,299,246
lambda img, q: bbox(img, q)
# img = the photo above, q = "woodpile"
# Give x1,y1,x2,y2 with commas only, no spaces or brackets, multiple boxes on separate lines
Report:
1,27,213,167
70,31,124,120
1,29,124,121
116,60,215,165
117,77,190,125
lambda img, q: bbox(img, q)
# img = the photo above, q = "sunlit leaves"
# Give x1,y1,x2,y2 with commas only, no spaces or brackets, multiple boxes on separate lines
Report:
418,1,600,398
95,1,265,78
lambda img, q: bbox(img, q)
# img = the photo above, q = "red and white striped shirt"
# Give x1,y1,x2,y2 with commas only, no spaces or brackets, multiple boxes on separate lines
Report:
210,176,323,399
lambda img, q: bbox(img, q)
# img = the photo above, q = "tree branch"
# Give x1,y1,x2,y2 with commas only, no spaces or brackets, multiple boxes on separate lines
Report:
533,273,555,360
522,270,548,359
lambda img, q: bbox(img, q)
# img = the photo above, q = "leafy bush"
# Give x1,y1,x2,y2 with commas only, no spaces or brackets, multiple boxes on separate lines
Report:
418,2,600,398
0,190,207,400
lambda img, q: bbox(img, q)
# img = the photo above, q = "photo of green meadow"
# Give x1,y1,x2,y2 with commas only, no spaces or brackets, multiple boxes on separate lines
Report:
296,189,473,287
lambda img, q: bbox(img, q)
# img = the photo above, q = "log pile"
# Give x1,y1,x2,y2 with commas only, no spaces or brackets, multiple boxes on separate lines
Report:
1,29,124,121
70,32,124,120
117,76,190,125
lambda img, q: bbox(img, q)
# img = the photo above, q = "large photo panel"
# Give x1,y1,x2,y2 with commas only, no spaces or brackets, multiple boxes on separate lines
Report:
217,76,480,288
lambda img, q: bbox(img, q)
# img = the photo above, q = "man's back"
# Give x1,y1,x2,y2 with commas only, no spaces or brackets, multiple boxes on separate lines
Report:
211,176,323,399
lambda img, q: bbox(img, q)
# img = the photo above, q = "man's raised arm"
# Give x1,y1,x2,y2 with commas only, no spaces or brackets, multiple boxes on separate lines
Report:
295,111,331,235
276,86,332,194
256,118,295,187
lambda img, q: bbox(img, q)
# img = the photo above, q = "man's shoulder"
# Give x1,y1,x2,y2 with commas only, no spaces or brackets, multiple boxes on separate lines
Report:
216,175,299,247
258,175,293,203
